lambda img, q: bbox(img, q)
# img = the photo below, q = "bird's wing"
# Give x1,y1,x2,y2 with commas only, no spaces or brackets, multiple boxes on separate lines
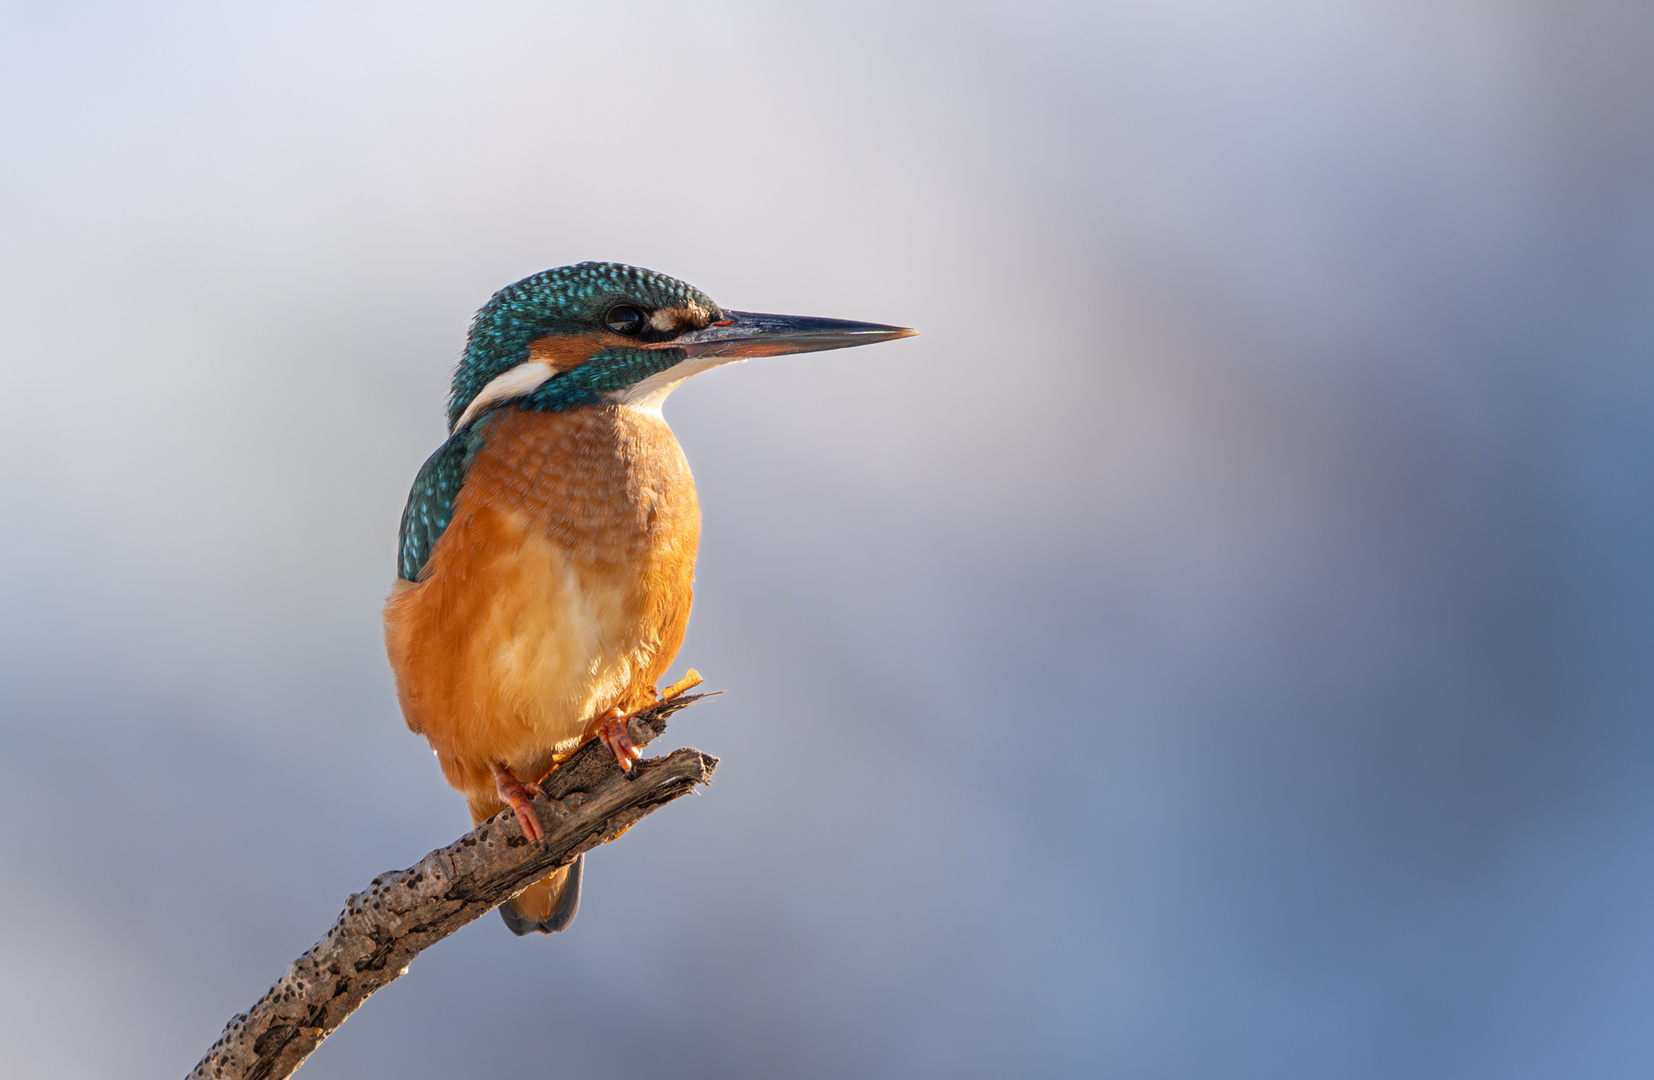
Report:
397,424,487,581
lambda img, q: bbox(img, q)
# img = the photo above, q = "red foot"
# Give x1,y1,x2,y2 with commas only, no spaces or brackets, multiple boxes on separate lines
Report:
597,708,643,773
490,762,545,842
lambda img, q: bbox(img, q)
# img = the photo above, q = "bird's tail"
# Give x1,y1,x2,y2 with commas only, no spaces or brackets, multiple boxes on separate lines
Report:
500,854,584,936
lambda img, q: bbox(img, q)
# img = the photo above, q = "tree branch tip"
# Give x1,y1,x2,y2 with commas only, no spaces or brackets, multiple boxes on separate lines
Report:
190,697,720,1080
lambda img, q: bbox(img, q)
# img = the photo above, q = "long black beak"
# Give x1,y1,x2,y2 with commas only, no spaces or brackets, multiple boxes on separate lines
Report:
673,310,917,358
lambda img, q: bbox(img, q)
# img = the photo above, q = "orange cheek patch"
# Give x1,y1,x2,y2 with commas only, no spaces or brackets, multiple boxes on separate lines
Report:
527,330,648,373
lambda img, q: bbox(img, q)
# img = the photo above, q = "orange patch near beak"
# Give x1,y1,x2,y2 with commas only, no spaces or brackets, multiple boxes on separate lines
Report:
527,330,657,373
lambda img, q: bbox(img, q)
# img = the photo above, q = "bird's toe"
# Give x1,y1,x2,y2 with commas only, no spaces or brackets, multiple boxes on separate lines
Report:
489,762,546,842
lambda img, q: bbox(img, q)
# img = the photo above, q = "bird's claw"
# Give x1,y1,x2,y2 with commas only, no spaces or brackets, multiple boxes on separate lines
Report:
490,762,546,842
597,708,644,773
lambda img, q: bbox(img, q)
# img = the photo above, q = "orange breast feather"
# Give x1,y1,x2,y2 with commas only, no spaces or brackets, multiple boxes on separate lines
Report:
383,404,699,820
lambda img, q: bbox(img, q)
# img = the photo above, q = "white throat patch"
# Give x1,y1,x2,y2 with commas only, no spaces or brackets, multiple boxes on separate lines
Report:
615,355,745,417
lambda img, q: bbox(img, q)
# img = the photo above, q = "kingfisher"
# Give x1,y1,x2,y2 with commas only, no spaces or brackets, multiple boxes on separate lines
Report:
384,262,914,935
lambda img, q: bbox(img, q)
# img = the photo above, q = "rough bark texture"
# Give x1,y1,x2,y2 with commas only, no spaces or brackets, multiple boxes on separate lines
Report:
189,695,715,1080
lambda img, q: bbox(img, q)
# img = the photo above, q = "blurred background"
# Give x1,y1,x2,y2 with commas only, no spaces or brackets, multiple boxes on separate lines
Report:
3,0,1654,1076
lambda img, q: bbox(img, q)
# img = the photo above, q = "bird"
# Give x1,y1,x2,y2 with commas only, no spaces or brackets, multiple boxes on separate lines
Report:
383,261,914,935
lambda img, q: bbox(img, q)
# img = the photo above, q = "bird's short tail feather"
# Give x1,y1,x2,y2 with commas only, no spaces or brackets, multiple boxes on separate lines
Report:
500,853,583,936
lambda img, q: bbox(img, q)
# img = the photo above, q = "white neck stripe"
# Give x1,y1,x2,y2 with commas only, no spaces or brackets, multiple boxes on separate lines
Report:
453,361,554,431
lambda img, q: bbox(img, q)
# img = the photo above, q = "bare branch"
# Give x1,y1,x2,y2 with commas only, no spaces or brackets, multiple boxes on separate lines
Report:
189,695,717,1080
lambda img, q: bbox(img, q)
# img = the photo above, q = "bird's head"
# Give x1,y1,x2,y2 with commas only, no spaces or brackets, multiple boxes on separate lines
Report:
447,262,914,431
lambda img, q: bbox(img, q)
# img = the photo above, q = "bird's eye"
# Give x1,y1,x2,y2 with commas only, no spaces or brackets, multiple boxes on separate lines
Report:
604,304,647,336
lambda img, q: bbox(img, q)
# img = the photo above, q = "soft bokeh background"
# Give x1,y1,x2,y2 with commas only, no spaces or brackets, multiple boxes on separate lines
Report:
4,1,1654,1075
